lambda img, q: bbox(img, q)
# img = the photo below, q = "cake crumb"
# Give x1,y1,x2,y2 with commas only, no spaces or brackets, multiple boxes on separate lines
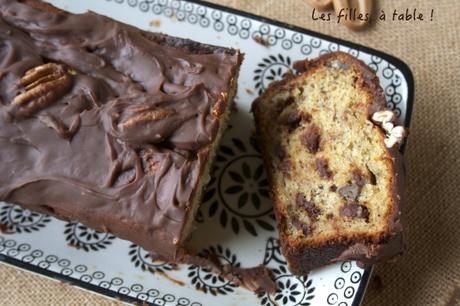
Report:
245,88,255,95
253,36,269,47
0,223,11,234
67,243,81,250
149,19,161,27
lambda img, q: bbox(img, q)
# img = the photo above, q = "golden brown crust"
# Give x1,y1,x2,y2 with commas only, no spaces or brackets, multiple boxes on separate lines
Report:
253,52,404,274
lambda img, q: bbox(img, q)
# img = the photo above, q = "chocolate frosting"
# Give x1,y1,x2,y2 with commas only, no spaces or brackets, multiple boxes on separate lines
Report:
0,0,241,259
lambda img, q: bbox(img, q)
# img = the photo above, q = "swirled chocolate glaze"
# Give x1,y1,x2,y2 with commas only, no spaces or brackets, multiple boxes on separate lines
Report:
0,0,242,259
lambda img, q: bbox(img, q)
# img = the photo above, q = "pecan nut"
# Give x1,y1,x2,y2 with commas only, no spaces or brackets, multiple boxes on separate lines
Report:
371,110,406,148
9,63,72,119
119,105,176,129
371,110,394,123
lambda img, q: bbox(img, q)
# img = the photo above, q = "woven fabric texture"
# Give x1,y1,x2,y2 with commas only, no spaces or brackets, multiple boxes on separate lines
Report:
1,0,458,305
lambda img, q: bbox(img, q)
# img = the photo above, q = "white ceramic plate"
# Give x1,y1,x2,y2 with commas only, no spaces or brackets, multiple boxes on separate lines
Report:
0,1,413,305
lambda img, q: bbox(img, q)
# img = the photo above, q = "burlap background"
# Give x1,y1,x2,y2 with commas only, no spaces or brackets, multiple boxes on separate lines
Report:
1,0,459,305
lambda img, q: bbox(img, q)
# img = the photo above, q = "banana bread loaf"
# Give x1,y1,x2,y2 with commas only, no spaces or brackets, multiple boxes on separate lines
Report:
252,52,405,274
0,0,242,260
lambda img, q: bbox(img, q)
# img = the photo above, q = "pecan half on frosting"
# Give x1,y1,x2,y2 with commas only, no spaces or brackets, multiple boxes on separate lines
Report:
118,105,176,130
8,63,72,119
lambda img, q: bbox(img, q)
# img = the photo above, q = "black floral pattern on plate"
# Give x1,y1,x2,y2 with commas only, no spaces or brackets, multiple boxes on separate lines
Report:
187,245,239,296
64,222,116,252
129,244,176,274
258,265,315,306
202,136,275,236
0,203,51,234
226,161,269,211
263,237,286,266
254,54,292,94
260,237,316,306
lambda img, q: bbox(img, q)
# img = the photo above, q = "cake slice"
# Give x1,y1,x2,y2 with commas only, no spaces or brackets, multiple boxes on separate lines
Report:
0,0,242,260
252,52,405,274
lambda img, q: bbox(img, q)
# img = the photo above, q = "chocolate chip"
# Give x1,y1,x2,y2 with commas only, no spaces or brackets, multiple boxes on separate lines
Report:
315,158,333,179
352,76,359,85
285,96,295,106
291,217,311,236
337,169,368,201
329,184,337,192
340,204,370,221
337,184,360,203
326,213,334,220
296,193,321,221
301,112,312,123
279,110,311,133
281,111,301,132
352,169,366,189
300,125,321,153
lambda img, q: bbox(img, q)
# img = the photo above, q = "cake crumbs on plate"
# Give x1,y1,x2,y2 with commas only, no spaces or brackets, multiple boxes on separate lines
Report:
253,36,269,47
149,19,161,27
245,88,255,95
0,223,11,234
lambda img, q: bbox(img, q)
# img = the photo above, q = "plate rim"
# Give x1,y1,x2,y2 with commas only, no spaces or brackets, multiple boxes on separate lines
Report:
0,1,415,305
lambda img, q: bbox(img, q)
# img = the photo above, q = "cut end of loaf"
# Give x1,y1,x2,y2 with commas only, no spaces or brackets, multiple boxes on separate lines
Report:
253,52,404,274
